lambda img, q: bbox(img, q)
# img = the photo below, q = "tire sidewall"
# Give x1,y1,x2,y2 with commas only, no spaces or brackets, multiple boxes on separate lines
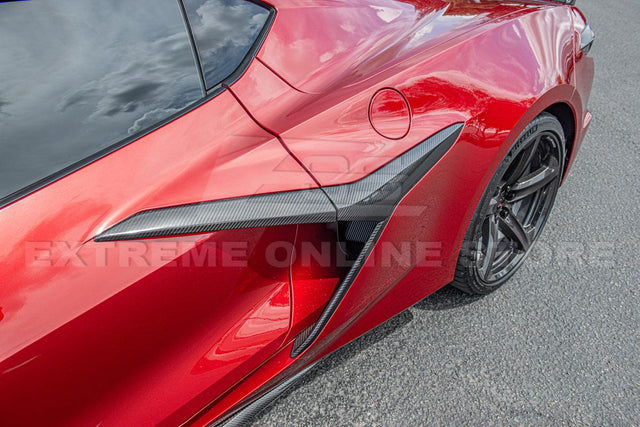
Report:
458,113,566,294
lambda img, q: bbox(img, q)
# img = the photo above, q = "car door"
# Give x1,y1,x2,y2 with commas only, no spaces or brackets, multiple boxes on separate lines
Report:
0,1,313,425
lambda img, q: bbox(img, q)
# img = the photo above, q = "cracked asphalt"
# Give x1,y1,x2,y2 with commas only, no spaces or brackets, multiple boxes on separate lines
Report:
254,0,640,425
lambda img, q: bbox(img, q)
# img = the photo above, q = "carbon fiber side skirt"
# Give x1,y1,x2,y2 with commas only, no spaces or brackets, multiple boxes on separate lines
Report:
216,364,317,427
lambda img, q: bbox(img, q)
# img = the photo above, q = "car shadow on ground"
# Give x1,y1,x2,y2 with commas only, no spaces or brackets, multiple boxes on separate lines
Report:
413,285,484,311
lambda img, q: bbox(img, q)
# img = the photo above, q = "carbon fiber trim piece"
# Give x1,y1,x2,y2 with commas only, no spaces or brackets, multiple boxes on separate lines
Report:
95,189,335,242
216,364,316,427
288,124,463,357
324,123,463,221
290,220,387,357
343,221,379,244
94,123,463,242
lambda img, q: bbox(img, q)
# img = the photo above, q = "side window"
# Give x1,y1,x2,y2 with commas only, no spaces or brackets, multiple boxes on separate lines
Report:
0,0,202,205
182,0,272,89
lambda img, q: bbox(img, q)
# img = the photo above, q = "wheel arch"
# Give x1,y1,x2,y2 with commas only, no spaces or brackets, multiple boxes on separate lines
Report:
544,102,577,180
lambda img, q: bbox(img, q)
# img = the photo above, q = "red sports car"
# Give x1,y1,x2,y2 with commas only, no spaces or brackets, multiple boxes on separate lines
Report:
0,0,594,425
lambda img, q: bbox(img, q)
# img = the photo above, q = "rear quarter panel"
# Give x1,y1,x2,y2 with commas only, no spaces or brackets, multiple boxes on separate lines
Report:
196,3,581,423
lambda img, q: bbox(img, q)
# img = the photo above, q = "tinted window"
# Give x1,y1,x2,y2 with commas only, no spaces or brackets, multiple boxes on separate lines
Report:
182,0,271,89
0,0,202,204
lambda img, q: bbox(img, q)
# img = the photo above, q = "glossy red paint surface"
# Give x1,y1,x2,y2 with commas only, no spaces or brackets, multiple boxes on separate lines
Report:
234,49,469,187
257,0,532,94
0,92,314,426
0,1,594,426
1,228,296,426
285,224,349,343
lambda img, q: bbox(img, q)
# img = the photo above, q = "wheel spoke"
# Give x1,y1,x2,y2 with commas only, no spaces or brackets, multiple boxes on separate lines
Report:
497,209,531,251
473,128,563,284
480,217,500,280
505,135,541,186
507,158,559,203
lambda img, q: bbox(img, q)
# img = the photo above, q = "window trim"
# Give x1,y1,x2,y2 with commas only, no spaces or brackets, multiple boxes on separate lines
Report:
218,0,276,92
177,0,208,97
180,0,276,93
0,0,276,210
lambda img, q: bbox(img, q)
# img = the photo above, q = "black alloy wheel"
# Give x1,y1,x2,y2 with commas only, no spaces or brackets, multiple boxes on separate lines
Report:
452,112,565,294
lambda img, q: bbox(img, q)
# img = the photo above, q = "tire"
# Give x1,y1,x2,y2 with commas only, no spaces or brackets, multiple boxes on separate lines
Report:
451,112,565,295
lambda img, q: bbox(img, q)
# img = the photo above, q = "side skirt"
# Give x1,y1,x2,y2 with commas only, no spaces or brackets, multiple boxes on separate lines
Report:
215,364,316,427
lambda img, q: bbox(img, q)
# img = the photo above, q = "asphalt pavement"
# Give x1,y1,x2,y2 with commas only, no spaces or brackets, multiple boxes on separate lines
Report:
255,0,640,425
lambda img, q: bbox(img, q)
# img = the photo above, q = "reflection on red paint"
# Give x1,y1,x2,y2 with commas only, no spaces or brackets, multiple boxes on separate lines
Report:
191,282,291,376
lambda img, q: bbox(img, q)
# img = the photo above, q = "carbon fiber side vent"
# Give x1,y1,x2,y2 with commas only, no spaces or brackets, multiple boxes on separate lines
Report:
94,123,462,242
95,188,335,242
290,220,387,357
288,123,463,357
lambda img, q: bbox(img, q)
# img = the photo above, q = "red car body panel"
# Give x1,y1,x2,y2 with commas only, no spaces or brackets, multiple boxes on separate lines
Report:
0,0,594,425
0,93,315,426
235,2,576,188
